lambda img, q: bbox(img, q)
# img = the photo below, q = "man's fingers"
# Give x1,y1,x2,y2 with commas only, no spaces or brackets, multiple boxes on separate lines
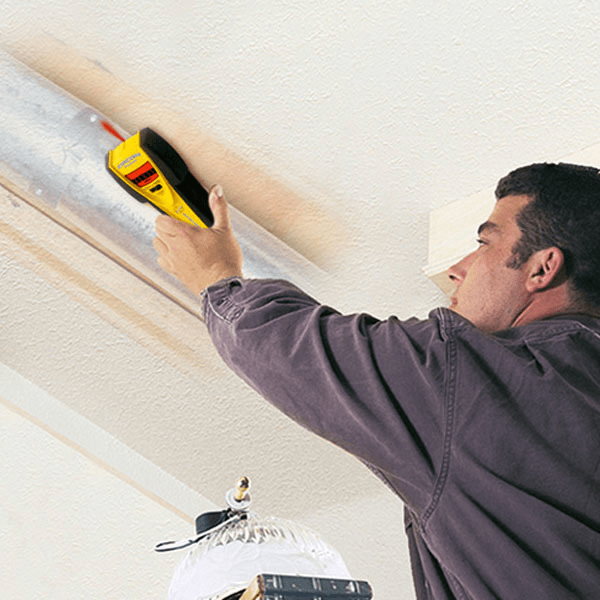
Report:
156,254,174,273
155,214,183,235
155,186,230,233
152,236,169,254
209,185,231,230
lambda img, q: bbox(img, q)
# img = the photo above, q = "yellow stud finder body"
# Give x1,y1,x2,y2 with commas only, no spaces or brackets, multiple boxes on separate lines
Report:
106,128,213,228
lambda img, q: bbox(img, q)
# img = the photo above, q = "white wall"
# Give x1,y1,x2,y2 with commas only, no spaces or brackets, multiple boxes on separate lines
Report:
1,381,207,599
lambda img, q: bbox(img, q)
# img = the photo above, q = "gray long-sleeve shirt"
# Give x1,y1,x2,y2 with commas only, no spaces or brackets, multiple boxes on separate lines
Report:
202,277,600,600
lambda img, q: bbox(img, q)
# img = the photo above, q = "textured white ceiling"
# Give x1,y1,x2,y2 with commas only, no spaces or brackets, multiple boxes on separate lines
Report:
0,400,194,599
2,2,600,599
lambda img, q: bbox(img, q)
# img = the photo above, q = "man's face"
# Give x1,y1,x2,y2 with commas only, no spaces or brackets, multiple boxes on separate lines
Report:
447,194,533,333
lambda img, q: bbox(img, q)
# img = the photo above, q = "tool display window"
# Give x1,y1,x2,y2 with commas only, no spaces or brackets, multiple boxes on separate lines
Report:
125,162,158,187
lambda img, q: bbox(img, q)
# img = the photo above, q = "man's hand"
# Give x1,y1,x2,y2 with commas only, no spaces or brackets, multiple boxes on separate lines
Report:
153,185,243,296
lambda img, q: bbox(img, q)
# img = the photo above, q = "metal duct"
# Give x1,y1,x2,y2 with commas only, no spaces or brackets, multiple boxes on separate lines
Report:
0,51,322,316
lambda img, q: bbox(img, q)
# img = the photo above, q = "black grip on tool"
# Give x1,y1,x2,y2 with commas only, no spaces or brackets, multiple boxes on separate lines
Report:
140,128,214,227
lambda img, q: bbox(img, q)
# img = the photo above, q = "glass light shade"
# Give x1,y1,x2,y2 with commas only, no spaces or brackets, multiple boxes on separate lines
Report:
167,512,351,600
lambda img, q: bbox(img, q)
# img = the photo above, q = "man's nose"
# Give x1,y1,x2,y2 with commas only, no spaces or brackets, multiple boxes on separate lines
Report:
447,252,473,285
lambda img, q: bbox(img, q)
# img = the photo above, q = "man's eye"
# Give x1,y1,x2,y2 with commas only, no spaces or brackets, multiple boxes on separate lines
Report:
476,239,488,247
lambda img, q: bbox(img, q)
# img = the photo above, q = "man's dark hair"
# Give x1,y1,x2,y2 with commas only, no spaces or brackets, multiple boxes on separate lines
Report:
495,162,600,310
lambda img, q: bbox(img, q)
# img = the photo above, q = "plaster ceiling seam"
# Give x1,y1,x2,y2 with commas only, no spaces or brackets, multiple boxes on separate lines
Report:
0,368,218,523
0,185,231,383
0,175,206,319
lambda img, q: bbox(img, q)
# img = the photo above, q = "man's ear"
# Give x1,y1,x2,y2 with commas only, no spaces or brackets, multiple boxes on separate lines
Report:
525,247,567,292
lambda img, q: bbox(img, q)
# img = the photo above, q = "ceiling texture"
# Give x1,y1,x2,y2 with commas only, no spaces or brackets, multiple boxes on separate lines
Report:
2,3,600,599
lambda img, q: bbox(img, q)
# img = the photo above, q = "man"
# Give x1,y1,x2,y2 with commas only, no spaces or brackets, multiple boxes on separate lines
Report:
153,163,600,599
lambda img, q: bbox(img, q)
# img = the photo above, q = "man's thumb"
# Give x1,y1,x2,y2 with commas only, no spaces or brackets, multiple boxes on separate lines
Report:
208,185,231,229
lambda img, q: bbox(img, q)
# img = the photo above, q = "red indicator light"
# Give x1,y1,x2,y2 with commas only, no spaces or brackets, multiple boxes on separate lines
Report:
101,120,126,142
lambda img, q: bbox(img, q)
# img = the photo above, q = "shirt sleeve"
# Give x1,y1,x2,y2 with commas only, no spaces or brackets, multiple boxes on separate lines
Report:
202,277,450,511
